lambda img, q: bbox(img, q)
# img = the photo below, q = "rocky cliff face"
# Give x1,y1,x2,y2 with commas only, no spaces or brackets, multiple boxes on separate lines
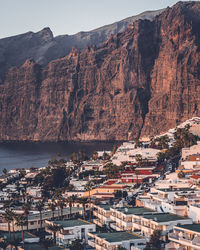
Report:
0,1,200,141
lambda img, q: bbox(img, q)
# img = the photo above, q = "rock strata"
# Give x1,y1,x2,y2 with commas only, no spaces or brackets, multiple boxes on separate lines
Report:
0,2,200,141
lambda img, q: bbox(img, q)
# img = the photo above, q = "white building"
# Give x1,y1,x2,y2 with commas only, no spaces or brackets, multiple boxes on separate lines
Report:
168,224,200,249
112,148,160,166
182,141,200,160
92,204,112,227
46,219,96,247
88,231,146,250
132,212,192,240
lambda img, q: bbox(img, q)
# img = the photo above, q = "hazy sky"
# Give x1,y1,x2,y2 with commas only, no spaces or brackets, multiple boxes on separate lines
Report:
0,0,197,38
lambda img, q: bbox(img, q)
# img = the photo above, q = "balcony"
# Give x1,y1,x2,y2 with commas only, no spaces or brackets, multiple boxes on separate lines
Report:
93,219,103,227
57,232,74,240
88,239,95,248
168,233,179,240
169,233,200,248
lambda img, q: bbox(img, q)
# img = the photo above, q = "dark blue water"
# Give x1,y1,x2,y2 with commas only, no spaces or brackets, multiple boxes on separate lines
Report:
0,142,115,172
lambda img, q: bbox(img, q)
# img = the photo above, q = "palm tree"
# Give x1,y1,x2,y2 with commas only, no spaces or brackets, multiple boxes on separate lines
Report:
135,154,143,166
71,195,77,207
11,211,16,247
57,198,65,220
36,201,44,230
2,168,7,175
47,224,63,244
78,198,88,220
0,239,9,250
15,215,26,248
22,203,31,231
85,181,95,222
66,196,73,219
48,202,56,220
4,209,14,244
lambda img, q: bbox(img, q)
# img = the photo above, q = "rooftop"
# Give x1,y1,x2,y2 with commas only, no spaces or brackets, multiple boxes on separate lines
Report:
0,231,37,240
52,219,91,228
141,213,189,223
114,207,155,215
158,188,195,192
94,231,142,242
28,207,81,221
177,224,200,233
96,204,112,210
23,244,65,250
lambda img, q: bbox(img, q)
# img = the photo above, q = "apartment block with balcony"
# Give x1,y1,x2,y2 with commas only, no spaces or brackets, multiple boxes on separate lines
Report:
168,224,200,250
132,213,192,240
92,204,112,227
110,206,155,231
46,219,96,247
88,231,146,250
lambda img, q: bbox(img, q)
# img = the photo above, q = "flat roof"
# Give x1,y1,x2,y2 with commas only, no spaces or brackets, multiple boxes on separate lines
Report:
28,207,81,221
52,219,91,228
177,224,200,233
158,188,195,192
0,231,37,240
115,207,155,215
95,231,142,242
23,244,65,250
97,204,112,210
141,213,189,223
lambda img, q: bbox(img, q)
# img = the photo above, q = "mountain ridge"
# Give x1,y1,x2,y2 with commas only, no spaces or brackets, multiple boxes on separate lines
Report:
1,2,200,141
0,9,164,82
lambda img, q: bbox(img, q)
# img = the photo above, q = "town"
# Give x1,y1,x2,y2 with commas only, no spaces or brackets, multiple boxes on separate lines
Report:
1,117,200,250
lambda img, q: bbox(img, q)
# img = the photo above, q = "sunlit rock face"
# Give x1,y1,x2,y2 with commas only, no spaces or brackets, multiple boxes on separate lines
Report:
0,2,200,141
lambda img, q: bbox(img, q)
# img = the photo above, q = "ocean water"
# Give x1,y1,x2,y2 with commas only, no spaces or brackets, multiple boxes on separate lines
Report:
0,141,116,172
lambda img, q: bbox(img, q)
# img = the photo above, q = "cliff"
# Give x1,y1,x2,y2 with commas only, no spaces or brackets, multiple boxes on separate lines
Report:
0,1,200,141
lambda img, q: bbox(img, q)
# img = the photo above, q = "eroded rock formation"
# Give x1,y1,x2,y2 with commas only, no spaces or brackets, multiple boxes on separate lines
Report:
0,2,200,141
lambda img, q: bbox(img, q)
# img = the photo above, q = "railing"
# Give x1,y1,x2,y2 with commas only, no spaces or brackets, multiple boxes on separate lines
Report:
168,233,179,240
88,239,95,248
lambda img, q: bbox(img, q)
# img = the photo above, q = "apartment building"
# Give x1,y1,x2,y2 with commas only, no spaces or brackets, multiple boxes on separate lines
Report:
88,231,146,250
92,204,112,227
132,212,192,240
0,207,82,231
168,224,200,249
110,207,155,231
46,219,96,247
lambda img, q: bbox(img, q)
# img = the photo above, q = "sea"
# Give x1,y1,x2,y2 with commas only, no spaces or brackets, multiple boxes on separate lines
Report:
0,141,116,172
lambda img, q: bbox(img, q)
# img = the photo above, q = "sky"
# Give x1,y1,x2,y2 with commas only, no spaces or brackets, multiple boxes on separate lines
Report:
0,0,198,39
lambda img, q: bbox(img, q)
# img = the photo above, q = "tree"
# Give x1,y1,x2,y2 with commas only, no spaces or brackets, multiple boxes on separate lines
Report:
66,196,73,218
69,239,84,250
111,145,118,157
178,170,185,179
2,168,7,175
78,198,88,220
144,230,162,250
92,151,98,160
48,202,56,220
135,154,143,166
85,181,95,222
4,209,14,244
135,139,142,148
15,216,26,249
47,224,63,244
57,198,65,220
36,201,44,230
22,203,31,231
102,152,110,160
0,240,9,250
